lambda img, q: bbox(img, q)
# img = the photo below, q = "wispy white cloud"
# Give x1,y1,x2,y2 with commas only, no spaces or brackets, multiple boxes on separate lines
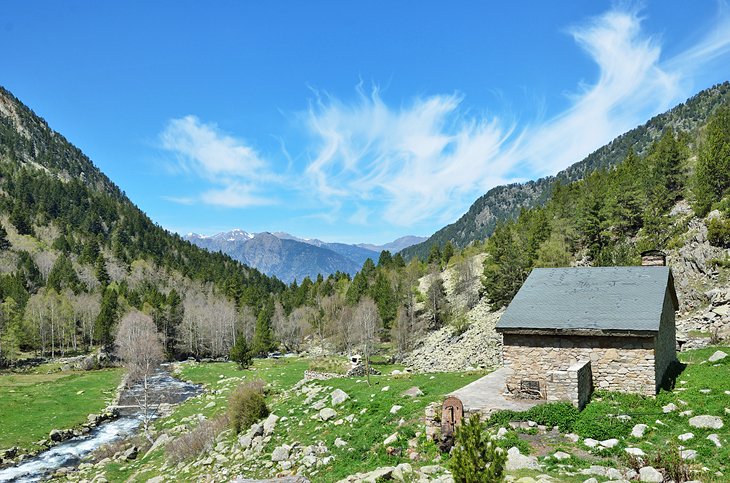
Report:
300,7,730,226
200,183,274,208
160,115,276,207
159,6,730,228
303,87,517,225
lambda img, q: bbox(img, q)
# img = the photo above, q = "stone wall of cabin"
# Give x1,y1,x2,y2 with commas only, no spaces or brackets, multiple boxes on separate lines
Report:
654,290,677,390
502,333,656,397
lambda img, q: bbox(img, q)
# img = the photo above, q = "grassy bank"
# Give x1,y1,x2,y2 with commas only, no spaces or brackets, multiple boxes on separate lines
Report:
96,357,485,482
0,366,123,453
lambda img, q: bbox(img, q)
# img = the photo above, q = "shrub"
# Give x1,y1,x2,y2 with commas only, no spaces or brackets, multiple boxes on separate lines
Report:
230,337,253,369
451,312,471,336
708,217,730,248
487,403,579,433
228,379,269,434
649,445,691,482
572,403,632,440
523,403,580,432
450,414,506,483
165,414,229,463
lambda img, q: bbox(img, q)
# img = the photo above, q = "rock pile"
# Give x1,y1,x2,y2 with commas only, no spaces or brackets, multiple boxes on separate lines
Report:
402,301,503,372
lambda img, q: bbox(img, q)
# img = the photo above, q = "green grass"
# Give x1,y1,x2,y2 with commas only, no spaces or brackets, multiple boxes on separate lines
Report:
0,367,123,452
265,370,484,482
98,357,484,482
488,346,730,481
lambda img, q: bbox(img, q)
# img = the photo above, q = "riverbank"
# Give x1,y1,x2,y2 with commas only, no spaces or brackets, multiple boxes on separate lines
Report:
0,364,124,461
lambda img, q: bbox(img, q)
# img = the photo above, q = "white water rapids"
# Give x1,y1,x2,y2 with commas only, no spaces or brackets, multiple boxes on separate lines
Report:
0,369,201,482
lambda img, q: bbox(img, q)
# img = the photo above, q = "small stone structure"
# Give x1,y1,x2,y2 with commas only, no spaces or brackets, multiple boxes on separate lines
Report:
496,258,678,402
545,360,592,409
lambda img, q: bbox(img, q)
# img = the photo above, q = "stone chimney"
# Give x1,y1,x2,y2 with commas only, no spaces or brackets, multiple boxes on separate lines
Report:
641,250,666,267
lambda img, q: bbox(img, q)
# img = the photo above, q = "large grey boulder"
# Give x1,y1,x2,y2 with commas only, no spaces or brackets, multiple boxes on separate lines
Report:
639,466,663,482
506,446,540,471
709,350,728,362
271,445,290,462
330,389,349,406
401,386,424,398
263,414,279,436
319,408,337,421
689,415,724,429
631,424,648,438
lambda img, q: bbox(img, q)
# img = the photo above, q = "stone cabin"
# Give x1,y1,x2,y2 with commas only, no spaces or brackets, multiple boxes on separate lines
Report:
496,259,678,408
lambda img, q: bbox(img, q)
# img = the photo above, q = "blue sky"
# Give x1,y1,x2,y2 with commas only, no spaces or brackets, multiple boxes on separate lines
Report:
2,2,730,244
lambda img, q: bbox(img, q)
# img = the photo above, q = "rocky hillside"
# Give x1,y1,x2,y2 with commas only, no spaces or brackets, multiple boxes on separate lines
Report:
402,82,730,260
400,201,730,373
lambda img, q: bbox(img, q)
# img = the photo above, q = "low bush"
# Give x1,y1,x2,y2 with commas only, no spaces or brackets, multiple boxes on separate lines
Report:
708,217,730,248
228,379,269,434
572,403,632,440
649,445,692,482
487,403,579,433
451,312,471,337
165,414,229,464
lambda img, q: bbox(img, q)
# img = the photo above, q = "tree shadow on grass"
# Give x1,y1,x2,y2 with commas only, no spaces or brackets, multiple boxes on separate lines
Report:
659,359,687,392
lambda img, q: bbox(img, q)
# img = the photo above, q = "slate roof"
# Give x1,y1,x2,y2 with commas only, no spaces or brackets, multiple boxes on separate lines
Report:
496,266,678,333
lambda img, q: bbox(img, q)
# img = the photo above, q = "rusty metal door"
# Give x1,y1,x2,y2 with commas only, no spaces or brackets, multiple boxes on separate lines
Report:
441,396,463,438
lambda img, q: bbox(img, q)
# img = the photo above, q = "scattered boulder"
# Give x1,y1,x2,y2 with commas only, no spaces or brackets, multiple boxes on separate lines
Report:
681,449,697,460
383,433,398,445
121,446,138,461
708,350,728,362
599,438,618,448
319,408,337,421
271,445,290,462
553,451,571,461
707,433,722,447
662,403,678,413
639,466,663,482
678,432,694,441
334,437,347,448
689,415,724,429
625,447,645,457
506,446,540,471
631,424,648,438
583,438,599,448
263,414,279,436
390,405,402,414
401,386,424,398
331,389,349,406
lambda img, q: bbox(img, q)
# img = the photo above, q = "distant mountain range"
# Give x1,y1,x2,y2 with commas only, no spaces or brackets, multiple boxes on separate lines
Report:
185,230,426,283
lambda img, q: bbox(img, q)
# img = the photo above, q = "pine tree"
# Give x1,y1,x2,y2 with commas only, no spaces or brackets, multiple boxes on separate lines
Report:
450,414,506,483
252,298,275,356
94,287,118,347
427,244,442,266
0,224,10,251
694,106,730,215
371,271,397,330
441,241,455,265
377,250,392,267
482,223,531,309
95,254,110,287
47,253,82,293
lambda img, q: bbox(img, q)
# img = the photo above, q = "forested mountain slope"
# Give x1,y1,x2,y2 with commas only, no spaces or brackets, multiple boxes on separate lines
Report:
402,82,730,260
0,87,285,364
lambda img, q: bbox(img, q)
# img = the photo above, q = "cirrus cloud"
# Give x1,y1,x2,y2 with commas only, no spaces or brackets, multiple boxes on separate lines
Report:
159,6,730,229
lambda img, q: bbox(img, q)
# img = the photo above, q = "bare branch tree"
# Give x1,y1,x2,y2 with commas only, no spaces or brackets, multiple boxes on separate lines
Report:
115,310,164,441
354,297,381,386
